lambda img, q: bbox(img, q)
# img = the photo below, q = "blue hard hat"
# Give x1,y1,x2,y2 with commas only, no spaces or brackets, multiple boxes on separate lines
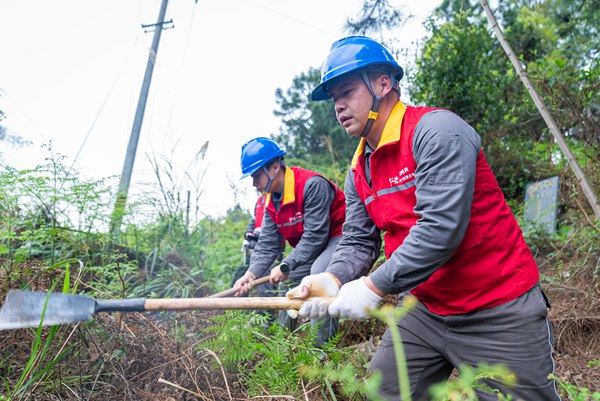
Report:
311,36,404,101
240,137,286,179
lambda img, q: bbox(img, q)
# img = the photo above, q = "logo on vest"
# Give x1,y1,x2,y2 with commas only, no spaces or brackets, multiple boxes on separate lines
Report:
388,167,414,186
288,212,303,224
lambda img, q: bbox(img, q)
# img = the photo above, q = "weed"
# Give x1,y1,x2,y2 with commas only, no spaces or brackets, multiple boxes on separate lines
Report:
550,374,600,401
130,262,204,298
301,361,383,401
300,297,516,401
0,152,113,272
244,323,334,396
3,259,80,399
201,310,354,398
85,261,138,298
588,360,600,368
201,310,267,371
428,364,516,401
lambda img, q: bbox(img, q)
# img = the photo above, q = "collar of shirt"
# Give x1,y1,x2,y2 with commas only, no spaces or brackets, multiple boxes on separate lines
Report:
364,143,374,186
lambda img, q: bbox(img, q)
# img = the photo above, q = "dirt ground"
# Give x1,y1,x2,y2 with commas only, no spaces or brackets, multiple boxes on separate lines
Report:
1,263,599,400
546,280,600,395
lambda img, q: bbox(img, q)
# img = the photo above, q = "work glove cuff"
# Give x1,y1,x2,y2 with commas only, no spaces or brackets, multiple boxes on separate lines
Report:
328,277,382,320
285,272,340,299
319,273,341,296
357,278,382,304
286,273,340,319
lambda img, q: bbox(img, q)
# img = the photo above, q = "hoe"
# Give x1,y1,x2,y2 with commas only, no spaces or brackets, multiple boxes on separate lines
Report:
0,279,329,330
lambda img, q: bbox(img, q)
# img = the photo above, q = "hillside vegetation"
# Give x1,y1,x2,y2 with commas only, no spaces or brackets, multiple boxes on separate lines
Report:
1,0,599,399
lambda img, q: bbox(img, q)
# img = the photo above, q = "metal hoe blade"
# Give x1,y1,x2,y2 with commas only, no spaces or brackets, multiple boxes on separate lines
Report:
0,290,96,330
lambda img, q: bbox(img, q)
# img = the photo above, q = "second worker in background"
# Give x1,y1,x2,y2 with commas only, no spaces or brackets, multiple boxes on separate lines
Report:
233,137,346,347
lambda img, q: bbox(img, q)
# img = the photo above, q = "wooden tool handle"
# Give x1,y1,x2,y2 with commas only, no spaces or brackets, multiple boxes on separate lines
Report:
144,296,335,311
208,275,271,298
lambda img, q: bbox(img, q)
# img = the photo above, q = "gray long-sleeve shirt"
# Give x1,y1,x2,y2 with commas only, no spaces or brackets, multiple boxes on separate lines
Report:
327,110,481,294
248,174,336,278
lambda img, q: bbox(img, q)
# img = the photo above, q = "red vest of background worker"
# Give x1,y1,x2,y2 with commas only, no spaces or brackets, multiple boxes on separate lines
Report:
233,137,346,347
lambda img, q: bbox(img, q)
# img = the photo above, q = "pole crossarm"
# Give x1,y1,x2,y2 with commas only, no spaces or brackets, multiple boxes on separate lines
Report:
142,19,174,33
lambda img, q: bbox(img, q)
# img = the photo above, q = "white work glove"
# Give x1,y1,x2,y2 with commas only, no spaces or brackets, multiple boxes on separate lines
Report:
233,270,257,296
285,273,340,319
328,277,382,320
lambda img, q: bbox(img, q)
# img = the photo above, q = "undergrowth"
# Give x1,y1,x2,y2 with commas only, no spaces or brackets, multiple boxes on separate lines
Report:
1,146,599,400
202,310,366,398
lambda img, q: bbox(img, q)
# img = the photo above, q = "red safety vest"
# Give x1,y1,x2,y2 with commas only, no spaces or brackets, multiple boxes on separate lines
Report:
265,167,345,248
254,195,266,229
351,103,539,315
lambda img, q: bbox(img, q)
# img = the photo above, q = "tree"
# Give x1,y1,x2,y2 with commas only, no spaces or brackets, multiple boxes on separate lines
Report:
272,67,357,186
345,0,407,42
480,0,600,221
409,0,597,201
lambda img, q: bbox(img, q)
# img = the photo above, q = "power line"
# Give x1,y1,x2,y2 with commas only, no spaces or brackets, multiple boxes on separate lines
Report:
161,0,199,155
68,73,121,175
241,0,339,38
0,88,48,142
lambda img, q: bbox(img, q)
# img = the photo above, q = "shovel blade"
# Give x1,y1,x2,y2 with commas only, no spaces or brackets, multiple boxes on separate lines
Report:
0,290,95,330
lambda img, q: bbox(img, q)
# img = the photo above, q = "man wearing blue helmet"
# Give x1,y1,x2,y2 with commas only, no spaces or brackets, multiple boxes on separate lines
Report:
234,137,346,346
287,36,560,400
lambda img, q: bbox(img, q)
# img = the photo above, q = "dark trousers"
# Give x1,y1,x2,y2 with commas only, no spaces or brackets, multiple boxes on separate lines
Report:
278,236,341,347
370,284,562,401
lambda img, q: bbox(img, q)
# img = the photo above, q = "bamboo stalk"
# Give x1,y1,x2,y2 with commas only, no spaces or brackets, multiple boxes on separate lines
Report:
480,0,600,222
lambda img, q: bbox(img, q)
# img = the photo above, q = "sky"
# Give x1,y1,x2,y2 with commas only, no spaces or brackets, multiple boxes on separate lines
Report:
0,0,439,220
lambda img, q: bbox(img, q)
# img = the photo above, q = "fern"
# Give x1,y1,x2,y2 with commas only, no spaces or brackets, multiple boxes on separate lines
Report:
244,323,333,396
201,310,266,370
201,311,352,398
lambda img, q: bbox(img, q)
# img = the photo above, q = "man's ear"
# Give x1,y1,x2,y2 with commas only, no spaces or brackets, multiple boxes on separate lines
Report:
271,161,281,175
378,75,393,97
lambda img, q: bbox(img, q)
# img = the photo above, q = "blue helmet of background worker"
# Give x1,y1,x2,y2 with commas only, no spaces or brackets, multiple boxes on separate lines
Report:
311,35,404,138
240,137,286,193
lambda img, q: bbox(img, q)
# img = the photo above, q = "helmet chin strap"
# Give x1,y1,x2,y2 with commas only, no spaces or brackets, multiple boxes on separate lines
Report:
263,165,276,193
359,70,382,138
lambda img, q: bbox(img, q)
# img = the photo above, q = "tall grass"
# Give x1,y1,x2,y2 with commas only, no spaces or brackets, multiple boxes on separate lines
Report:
4,259,82,400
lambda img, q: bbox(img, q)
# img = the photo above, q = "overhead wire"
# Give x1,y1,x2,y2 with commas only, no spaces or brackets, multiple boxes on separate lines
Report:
68,2,144,177
158,0,199,156
0,87,48,142
121,0,199,210
67,71,123,176
241,0,339,38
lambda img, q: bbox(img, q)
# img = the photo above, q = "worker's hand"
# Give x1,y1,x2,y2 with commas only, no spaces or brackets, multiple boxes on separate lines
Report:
285,273,341,319
233,271,257,296
328,277,382,320
269,264,288,286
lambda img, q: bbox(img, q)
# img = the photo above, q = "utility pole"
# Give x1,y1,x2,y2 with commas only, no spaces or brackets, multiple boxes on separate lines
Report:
110,0,174,234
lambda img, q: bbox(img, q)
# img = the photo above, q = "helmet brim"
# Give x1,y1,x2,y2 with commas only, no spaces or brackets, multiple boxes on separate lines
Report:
311,82,331,101
239,148,286,180
311,65,403,102
240,164,261,180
